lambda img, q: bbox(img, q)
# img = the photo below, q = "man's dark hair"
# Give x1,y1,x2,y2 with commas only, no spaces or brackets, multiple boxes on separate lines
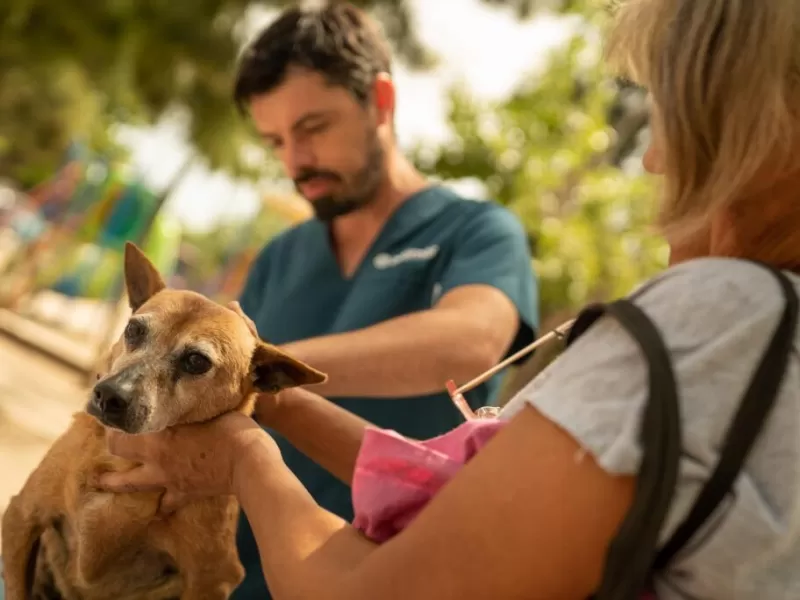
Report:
233,2,392,114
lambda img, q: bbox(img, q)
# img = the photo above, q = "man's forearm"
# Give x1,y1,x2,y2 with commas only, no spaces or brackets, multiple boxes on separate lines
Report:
256,387,371,485
282,304,510,398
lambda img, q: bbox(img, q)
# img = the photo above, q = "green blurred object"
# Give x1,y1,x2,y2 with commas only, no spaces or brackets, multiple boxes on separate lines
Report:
411,35,666,324
37,211,182,300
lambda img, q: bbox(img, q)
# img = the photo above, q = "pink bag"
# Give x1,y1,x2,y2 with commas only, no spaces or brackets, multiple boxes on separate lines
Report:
352,419,506,542
350,366,661,599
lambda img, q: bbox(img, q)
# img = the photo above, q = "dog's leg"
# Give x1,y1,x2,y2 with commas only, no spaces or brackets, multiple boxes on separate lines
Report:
2,491,46,600
153,497,244,600
1,424,77,600
72,489,162,586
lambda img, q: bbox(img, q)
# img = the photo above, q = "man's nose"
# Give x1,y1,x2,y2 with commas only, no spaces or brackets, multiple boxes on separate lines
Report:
282,140,315,180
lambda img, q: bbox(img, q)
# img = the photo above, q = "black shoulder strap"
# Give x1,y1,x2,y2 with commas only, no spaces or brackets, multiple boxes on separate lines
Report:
569,299,682,600
572,266,798,599
653,265,799,569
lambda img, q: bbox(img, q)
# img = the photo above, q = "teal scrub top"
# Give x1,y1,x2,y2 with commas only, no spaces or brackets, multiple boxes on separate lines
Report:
232,185,538,599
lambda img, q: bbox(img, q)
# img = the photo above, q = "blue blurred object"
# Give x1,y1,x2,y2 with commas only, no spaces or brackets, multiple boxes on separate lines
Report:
9,210,46,243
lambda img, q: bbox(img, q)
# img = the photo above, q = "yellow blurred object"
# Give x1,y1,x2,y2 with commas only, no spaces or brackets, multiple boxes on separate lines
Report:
262,193,312,224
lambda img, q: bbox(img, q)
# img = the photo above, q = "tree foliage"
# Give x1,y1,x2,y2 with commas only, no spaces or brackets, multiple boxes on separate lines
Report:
2,0,665,310
0,0,563,187
0,64,123,187
0,0,254,185
412,35,667,322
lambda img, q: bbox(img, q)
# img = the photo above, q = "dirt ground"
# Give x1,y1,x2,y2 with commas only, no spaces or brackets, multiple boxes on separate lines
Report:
0,333,88,542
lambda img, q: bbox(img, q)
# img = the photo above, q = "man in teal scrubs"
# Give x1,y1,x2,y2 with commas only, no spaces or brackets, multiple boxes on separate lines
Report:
231,3,538,598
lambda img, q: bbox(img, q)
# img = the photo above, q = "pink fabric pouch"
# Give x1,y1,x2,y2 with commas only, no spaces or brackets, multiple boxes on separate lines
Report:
351,421,659,599
351,418,507,542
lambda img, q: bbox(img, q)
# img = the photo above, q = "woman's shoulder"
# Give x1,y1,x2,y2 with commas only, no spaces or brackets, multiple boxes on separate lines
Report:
631,256,796,308
502,258,799,474
625,258,796,344
516,261,800,600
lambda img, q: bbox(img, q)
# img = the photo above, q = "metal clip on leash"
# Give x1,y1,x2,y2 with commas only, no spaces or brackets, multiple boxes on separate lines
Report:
445,319,575,420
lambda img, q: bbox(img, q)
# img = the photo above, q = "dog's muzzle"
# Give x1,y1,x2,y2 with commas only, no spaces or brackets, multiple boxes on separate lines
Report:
88,376,150,432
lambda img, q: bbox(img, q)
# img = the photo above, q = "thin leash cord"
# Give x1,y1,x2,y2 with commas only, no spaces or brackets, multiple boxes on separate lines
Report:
446,319,575,420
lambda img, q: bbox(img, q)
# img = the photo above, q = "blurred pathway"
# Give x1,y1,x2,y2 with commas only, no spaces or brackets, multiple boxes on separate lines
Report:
0,333,88,543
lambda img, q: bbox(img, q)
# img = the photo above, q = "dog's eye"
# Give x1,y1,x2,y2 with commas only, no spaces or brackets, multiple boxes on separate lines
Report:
181,352,212,375
124,320,146,347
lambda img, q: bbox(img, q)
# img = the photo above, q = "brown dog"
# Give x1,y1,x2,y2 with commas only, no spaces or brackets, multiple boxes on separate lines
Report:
1,242,326,599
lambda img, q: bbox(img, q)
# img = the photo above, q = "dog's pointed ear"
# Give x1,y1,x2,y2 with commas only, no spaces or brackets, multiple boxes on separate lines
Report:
124,242,166,312
250,343,327,394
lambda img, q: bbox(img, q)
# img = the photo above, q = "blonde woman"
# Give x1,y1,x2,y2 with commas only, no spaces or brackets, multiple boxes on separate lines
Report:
99,0,800,598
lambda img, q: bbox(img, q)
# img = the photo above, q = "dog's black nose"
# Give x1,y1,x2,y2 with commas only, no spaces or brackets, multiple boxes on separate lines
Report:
92,380,131,420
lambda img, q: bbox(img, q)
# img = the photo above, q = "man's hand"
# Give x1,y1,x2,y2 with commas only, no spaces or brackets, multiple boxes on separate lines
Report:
252,391,283,427
227,300,259,337
98,412,270,514
226,300,283,426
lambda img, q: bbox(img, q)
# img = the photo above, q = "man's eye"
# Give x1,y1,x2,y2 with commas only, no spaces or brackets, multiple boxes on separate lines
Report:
181,352,212,375
305,123,328,135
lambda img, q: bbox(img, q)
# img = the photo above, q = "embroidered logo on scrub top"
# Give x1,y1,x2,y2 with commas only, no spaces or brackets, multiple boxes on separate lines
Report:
372,245,440,270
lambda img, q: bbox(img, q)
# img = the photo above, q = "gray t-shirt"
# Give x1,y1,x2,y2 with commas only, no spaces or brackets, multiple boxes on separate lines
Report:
501,257,800,600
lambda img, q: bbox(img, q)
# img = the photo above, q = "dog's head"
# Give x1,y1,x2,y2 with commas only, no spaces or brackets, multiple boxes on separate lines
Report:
87,242,326,434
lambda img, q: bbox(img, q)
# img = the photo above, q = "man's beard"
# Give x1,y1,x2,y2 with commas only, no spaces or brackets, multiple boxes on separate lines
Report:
294,136,385,223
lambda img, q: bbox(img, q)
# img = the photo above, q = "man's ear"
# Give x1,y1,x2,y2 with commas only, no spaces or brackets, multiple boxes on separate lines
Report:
124,242,166,312
250,343,327,394
373,72,395,128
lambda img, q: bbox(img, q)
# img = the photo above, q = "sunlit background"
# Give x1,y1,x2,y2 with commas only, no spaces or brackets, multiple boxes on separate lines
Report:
0,0,668,516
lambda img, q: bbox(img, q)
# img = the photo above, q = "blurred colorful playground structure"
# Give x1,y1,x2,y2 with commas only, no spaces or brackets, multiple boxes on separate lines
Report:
0,141,310,376
0,143,182,307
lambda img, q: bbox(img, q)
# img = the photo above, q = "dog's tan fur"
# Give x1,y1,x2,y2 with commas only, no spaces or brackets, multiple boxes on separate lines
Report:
1,243,326,599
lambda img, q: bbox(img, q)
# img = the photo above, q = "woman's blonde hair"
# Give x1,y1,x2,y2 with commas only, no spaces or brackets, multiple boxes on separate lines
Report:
605,0,800,241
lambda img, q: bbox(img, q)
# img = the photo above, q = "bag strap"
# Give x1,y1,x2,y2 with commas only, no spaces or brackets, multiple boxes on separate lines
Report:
571,265,798,598
568,299,682,600
653,264,799,569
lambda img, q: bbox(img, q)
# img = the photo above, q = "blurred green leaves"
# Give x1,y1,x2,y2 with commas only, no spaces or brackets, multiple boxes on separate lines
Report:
0,0,555,187
0,0,666,320
0,0,255,185
412,34,666,320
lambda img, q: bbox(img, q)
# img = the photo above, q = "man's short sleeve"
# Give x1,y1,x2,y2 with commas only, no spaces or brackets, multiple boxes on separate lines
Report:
438,203,538,355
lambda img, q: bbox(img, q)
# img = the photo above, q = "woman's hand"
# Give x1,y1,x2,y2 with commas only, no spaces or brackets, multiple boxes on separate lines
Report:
98,411,273,514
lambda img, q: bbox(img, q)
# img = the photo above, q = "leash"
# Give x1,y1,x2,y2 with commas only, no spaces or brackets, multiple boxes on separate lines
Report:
446,319,575,420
